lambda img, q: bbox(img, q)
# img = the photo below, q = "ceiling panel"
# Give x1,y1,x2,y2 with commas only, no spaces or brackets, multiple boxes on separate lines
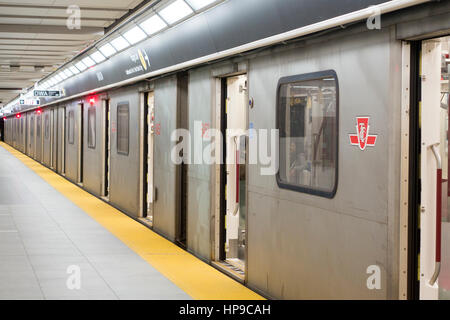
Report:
0,0,149,107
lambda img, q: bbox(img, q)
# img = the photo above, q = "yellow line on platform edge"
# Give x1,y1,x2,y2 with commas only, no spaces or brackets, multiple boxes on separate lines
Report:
1,143,263,301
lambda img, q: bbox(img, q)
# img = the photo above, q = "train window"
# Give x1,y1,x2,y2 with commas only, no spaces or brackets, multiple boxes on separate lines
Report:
44,114,49,139
36,116,41,138
88,107,96,149
117,102,129,155
276,70,338,198
68,110,74,144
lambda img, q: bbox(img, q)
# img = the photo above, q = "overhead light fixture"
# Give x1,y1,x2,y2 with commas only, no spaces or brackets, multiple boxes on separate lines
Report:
110,36,130,51
54,74,63,82
140,15,167,36
186,0,216,10
90,51,106,63
58,72,68,80
123,26,147,45
159,0,193,25
69,66,80,74
99,43,116,57
75,61,87,72
63,69,73,78
82,56,96,68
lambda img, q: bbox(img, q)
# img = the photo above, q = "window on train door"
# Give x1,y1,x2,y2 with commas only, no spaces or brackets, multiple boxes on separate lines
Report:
68,110,74,144
44,114,49,140
276,70,338,198
117,102,129,155
88,107,96,149
36,115,41,138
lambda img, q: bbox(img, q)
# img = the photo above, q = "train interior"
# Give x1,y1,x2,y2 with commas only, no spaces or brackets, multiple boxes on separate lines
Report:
415,36,450,300
213,74,248,280
145,92,155,226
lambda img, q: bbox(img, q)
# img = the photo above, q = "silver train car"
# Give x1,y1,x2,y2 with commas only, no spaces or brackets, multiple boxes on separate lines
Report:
2,0,450,300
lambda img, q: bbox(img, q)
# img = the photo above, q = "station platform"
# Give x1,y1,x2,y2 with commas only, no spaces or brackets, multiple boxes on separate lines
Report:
0,142,262,300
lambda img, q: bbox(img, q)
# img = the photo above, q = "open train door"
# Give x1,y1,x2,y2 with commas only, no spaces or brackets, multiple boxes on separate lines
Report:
418,38,450,300
214,74,248,281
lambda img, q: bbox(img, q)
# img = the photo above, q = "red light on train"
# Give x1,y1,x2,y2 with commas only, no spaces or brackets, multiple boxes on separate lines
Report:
16,114,21,119
3,117,6,121
89,97,96,105
36,109,42,114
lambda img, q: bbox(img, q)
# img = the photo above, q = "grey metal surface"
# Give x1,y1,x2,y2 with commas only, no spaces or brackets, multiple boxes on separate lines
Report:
28,113,34,159
42,109,51,167
64,102,80,183
51,108,57,169
35,114,42,163
153,76,179,241
108,86,141,218
82,99,103,197
0,144,190,300
186,67,212,260
56,106,65,174
244,27,400,299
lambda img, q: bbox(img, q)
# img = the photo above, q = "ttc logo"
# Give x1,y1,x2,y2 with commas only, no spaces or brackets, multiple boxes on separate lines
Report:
349,117,377,151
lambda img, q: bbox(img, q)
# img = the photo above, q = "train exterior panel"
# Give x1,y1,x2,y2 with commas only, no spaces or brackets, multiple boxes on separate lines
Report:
153,75,182,241
186,67,214,261
108,86,141,218
56,106,65,174
82,98,105,197
64,102,81,184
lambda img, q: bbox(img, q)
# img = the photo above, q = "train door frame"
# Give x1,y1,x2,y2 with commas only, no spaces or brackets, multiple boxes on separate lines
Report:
61,106,66,175
50,108,55,169
176,72,189,248
33,113,36,158
40,111,44,162
213,72,249,282
101,99,110,199
0,117,4,142
406,36,450,300
140,90,154,226
78,103,84,185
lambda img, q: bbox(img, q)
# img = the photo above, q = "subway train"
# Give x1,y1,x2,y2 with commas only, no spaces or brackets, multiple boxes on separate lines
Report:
2,0,450,300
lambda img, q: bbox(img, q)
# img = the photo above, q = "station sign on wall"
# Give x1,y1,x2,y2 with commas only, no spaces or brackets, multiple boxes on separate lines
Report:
33,90,62,97
19,99,40,106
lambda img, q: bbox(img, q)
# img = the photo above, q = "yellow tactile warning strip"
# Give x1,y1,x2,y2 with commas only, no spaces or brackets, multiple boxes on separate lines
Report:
1,142,263,300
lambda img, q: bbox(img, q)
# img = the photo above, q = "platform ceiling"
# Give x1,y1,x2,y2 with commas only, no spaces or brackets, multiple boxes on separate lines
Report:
0,0,146,107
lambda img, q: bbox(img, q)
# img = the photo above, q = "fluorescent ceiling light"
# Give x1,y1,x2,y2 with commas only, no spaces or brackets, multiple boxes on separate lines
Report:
99,43,116,57
139,15,167,36
58,72,68,80
69,66,80,74
82,56,96,68
123,26,147,45
75,61,87,72
54,74,62,82
110,36,130,51
90,51,106,63
63,69,73,78
186,0,216,10
159,0,193,25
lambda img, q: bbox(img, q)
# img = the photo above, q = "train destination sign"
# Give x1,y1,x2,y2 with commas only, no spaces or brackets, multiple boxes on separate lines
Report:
33,90,61,97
